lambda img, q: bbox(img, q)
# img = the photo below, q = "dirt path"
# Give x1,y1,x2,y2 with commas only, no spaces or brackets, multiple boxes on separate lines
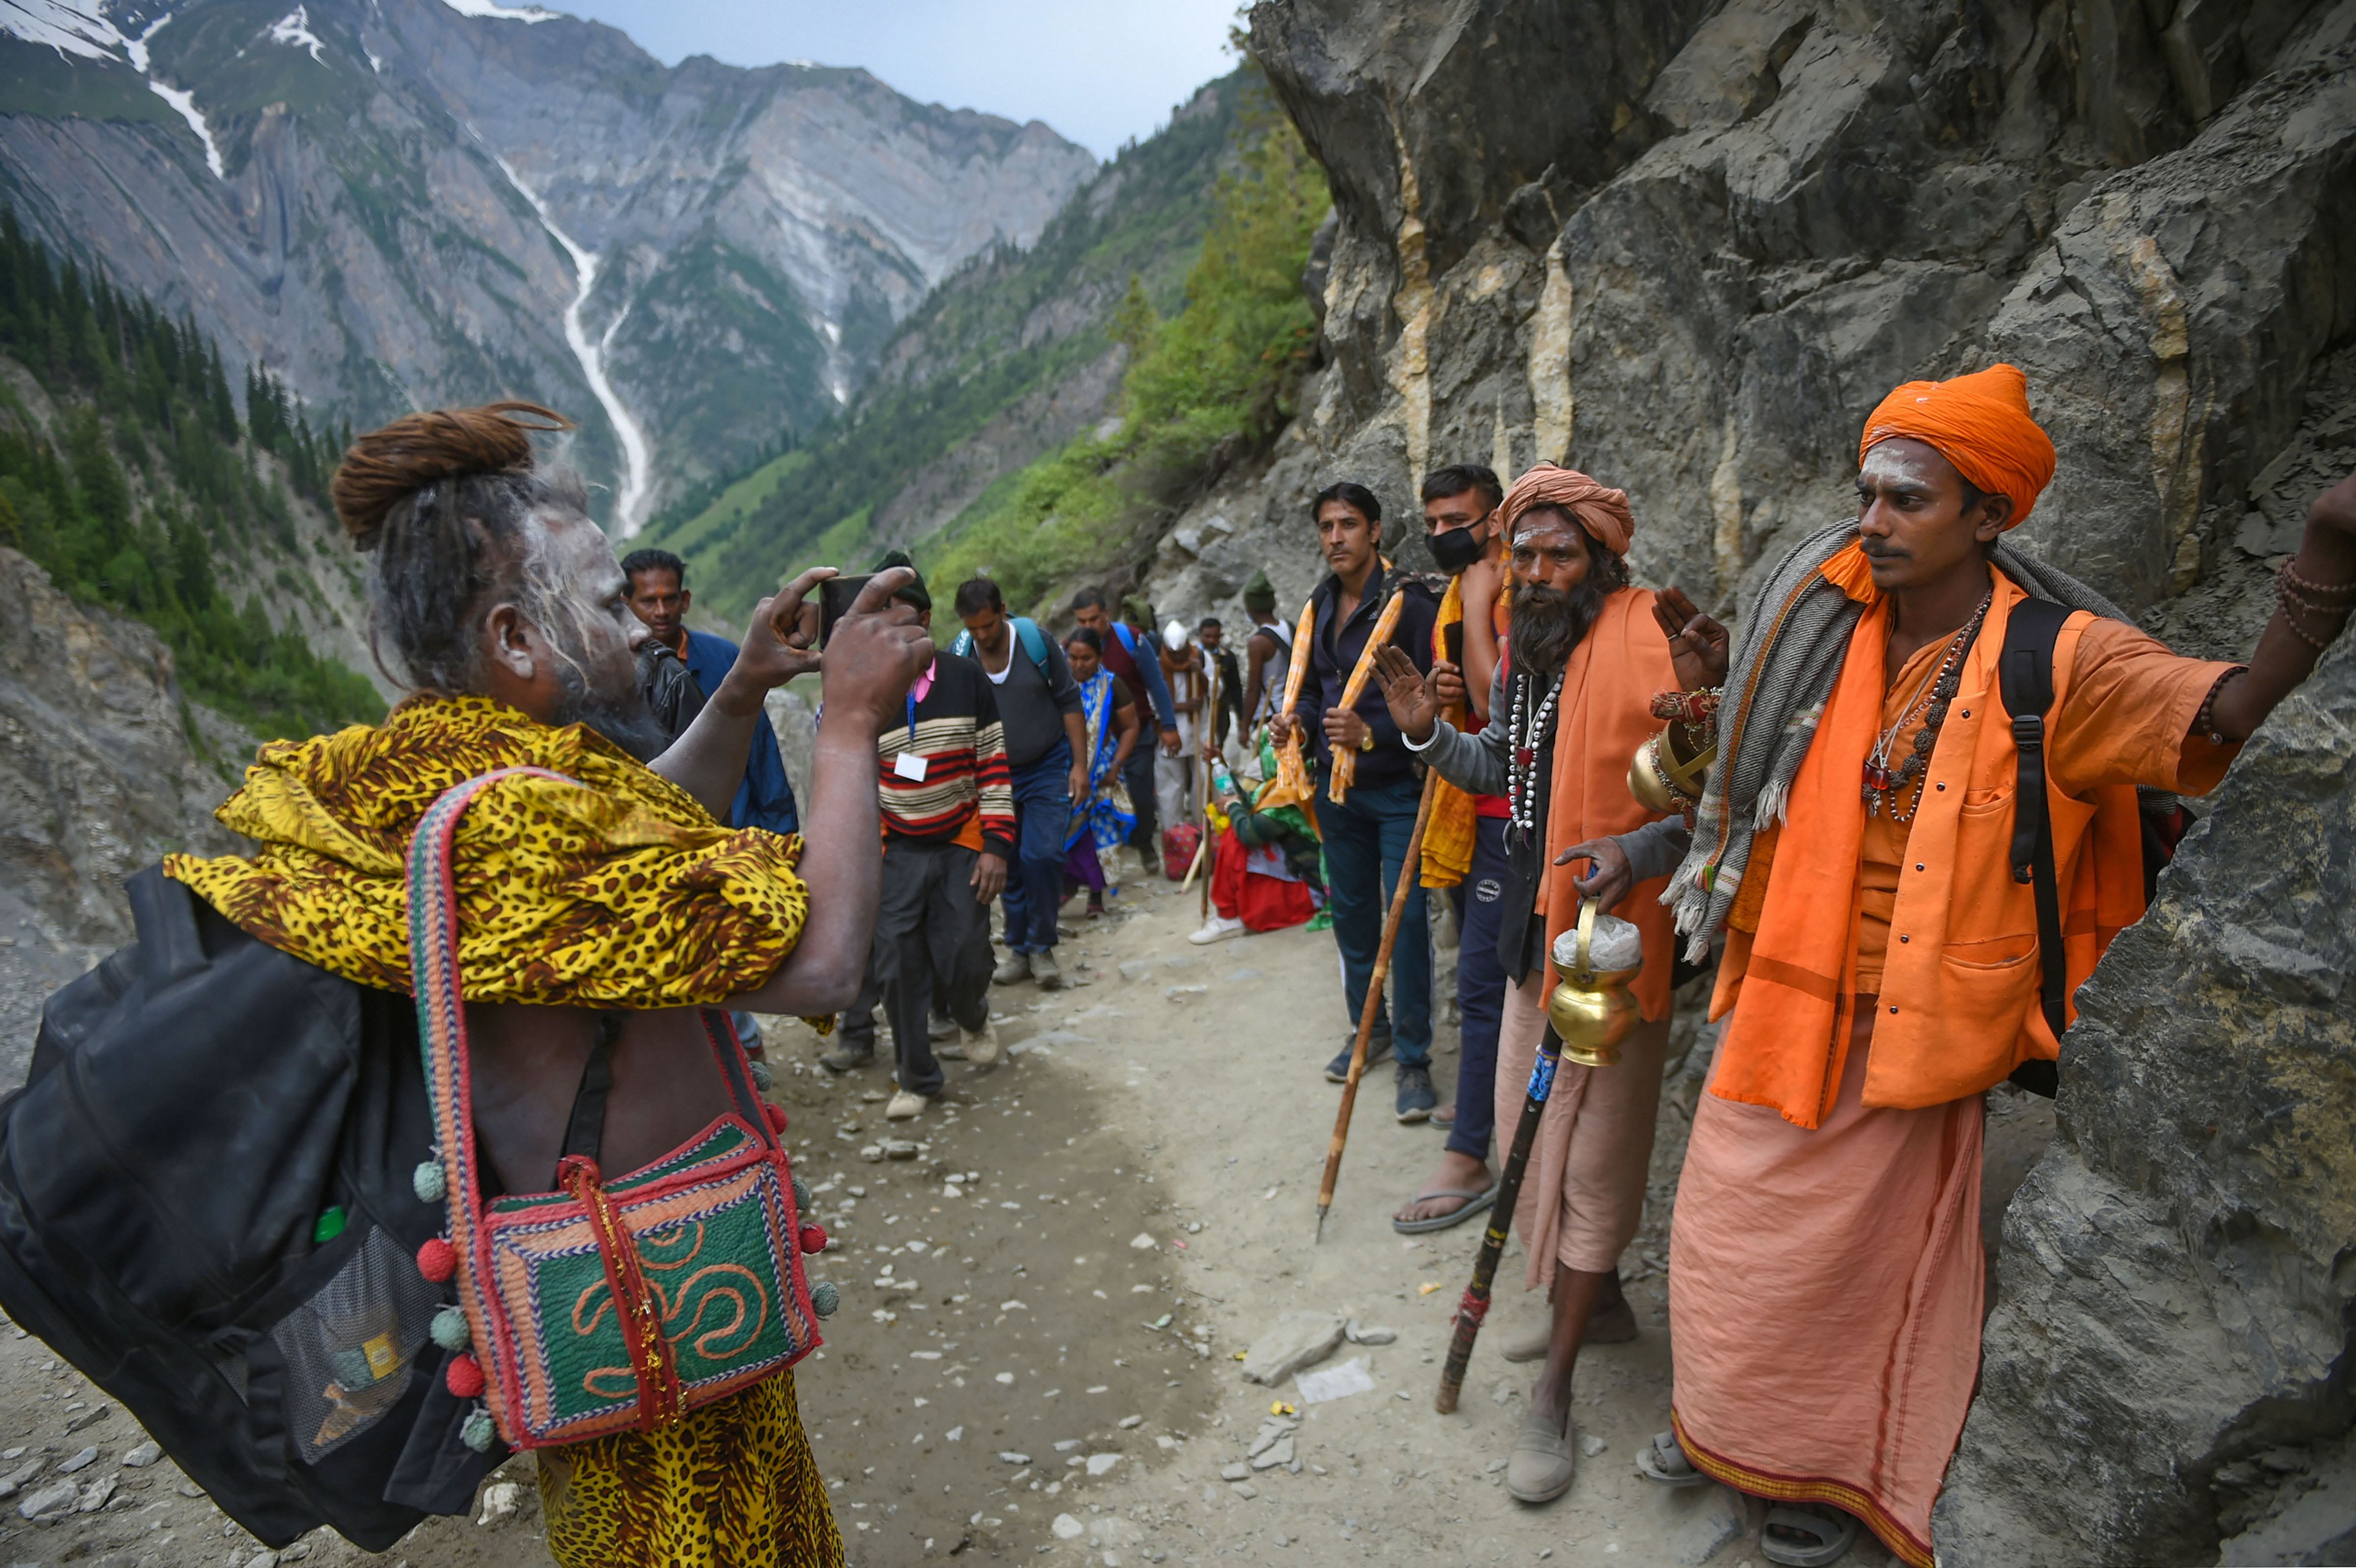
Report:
0,869,1993,1567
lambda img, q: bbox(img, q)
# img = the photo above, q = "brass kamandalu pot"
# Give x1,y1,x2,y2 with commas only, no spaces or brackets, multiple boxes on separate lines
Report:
1545,901,1641,1069
1628,719,1715,817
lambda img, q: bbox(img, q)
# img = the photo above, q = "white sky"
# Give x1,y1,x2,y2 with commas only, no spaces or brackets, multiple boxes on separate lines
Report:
550,0,1242,160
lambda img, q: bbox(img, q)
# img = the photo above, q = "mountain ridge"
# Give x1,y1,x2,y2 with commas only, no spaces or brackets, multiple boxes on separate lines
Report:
0,0,1097,527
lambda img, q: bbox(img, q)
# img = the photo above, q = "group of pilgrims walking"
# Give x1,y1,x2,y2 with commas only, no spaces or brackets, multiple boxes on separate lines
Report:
5,361,2350,1568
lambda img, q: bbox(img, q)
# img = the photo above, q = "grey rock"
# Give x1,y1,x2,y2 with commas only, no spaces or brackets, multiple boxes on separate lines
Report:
1240,1310,1347,1385
998,1452,1031,1465
1941,624,2356,1565
1220,1462,1250,1481
1118,961,1156,983
1342,1320,1396,1345
76,1473,116,1512
64,1406,109,1434
16,1479,77,1520
121,1442,161,1470
54,1446,97,1475
1249,1435,1295,1471
1654,1482,1745,1567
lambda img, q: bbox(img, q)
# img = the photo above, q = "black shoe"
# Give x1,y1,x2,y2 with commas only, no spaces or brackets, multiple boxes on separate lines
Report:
1325,1032,1393,1083
1394,1062,1437,1123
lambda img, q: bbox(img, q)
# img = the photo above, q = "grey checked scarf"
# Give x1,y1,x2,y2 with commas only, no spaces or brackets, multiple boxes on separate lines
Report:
1664,519,2147,961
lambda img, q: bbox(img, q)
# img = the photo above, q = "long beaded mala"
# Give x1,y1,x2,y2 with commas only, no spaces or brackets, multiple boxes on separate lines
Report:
1862,588,1992,822
1505,669,1564,850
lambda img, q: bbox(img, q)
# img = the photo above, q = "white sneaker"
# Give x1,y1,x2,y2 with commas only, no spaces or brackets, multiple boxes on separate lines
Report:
963,1020,1002,1068
992,950,1031,985
884,1089,927,1120
1032,951,1063,990
1188,913,1246,946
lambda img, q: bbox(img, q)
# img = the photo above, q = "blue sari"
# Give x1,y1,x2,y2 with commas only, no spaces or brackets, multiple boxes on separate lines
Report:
1067,669,1136,854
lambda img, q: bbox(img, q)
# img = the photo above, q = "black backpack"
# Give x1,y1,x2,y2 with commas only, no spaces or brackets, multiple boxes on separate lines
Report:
1997,599,2193,1098
0,867,499,1549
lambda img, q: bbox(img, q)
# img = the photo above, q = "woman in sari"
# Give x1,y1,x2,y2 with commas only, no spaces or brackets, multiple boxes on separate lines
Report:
1062,626,1140,915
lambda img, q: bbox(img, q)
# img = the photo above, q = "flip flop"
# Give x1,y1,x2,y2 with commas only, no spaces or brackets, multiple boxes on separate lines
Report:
1391,1184,1497,1235
1635,1430,1709,1488
1761,1504,1861,1567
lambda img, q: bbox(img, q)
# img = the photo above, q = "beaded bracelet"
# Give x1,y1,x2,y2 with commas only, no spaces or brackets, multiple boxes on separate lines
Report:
2194,666,2248,745
2271,567,2346,645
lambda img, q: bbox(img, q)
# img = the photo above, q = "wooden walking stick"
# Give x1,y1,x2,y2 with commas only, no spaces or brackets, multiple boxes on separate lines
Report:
1312,765,1440,1242
1433,1011,1566,1411
1198,654,1219,918
1436,902,1632,1412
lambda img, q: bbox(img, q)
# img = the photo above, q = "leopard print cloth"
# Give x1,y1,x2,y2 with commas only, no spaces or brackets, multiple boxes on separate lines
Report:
165,692,807,1008
537,1369,842,1566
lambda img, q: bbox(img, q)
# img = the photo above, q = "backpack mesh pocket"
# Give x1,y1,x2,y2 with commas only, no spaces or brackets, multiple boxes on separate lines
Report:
270,1225,444,1462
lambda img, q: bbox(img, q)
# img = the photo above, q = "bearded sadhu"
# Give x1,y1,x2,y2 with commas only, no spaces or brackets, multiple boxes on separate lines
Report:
1369,465,1730,1504
1561,364,2356,1567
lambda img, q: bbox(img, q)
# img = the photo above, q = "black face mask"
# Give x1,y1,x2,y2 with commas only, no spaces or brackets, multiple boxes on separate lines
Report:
1426,524,1487,575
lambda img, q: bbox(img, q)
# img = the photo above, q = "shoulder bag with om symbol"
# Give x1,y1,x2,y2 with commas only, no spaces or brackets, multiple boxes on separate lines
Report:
405,769,824,1451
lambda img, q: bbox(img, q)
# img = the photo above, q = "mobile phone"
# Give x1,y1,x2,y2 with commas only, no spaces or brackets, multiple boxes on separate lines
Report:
818,574,874,646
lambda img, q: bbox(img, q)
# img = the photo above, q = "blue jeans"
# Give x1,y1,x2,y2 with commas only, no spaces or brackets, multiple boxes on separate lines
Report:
1320,772,1432,1067
1445,815,1510,1159
1001,740,1073,954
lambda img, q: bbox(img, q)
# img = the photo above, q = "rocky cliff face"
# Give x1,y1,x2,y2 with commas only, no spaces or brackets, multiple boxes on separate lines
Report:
1149,0,2356,636
0,546,238,1086
0,0,1096,527
1129,2,2356,1561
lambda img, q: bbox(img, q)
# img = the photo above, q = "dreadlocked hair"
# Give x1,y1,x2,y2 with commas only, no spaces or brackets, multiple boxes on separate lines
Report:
330,402,586,691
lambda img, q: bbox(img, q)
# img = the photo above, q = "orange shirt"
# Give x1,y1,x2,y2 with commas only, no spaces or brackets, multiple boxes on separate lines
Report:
1710,569,2239,1123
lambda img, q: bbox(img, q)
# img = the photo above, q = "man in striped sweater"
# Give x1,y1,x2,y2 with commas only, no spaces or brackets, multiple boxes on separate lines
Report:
831,553,1016,1120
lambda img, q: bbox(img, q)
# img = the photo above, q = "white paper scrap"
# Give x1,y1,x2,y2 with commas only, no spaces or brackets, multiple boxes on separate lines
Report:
1295,1355,1376,1405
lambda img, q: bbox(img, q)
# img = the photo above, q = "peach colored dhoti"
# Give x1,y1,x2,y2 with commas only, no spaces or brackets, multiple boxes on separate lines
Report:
1667,1012,1983,1568
1493,971,1670,1289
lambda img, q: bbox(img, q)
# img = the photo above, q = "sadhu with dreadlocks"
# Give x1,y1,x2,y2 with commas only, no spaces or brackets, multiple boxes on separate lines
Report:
167,402,929,1565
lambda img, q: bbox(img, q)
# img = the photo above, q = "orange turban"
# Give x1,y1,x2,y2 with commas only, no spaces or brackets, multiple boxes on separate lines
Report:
1859,362,2057,527
1499,464,1634,556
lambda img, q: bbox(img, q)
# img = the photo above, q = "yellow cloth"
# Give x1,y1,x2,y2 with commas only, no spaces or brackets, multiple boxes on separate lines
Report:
538,1369,841,1568
1419,573,1477,889
165,693,808,1008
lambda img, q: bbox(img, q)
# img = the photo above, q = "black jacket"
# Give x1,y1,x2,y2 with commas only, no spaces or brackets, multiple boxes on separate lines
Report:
1290,565,1442,790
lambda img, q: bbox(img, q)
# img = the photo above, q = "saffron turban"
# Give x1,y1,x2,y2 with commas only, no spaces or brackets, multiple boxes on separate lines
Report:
1859,362,2058,527
1499,464,1635,557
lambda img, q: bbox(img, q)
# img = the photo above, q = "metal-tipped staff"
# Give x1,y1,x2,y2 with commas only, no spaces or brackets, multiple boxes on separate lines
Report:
1312,766,1440,1242
1436,901,1631,1412
1433,1010,1564,1410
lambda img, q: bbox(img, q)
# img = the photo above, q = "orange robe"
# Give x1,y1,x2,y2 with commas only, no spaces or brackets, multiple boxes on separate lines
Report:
1492,585,1680,1287
1668,568,2239,1567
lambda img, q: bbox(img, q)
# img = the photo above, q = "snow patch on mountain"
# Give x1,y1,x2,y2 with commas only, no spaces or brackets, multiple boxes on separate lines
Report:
439,0,561,22
0,0,127,60
265,4,324,63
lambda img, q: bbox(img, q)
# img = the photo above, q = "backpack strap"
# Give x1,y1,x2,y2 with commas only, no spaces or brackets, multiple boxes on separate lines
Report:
955,618,1051,670
554,1013,621,1184
1996,597,2072,1087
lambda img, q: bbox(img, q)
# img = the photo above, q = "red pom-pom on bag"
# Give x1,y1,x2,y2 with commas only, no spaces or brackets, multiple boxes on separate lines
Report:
445,1353,485,1398
417,1238,457,1283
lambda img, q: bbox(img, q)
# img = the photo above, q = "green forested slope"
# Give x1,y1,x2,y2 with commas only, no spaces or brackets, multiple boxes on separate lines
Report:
0,213,382,741
926,84,1328,609
645,70,1254,620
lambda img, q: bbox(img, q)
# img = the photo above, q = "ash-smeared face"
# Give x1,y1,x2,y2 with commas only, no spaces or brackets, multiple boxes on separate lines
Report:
529,511,670,761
